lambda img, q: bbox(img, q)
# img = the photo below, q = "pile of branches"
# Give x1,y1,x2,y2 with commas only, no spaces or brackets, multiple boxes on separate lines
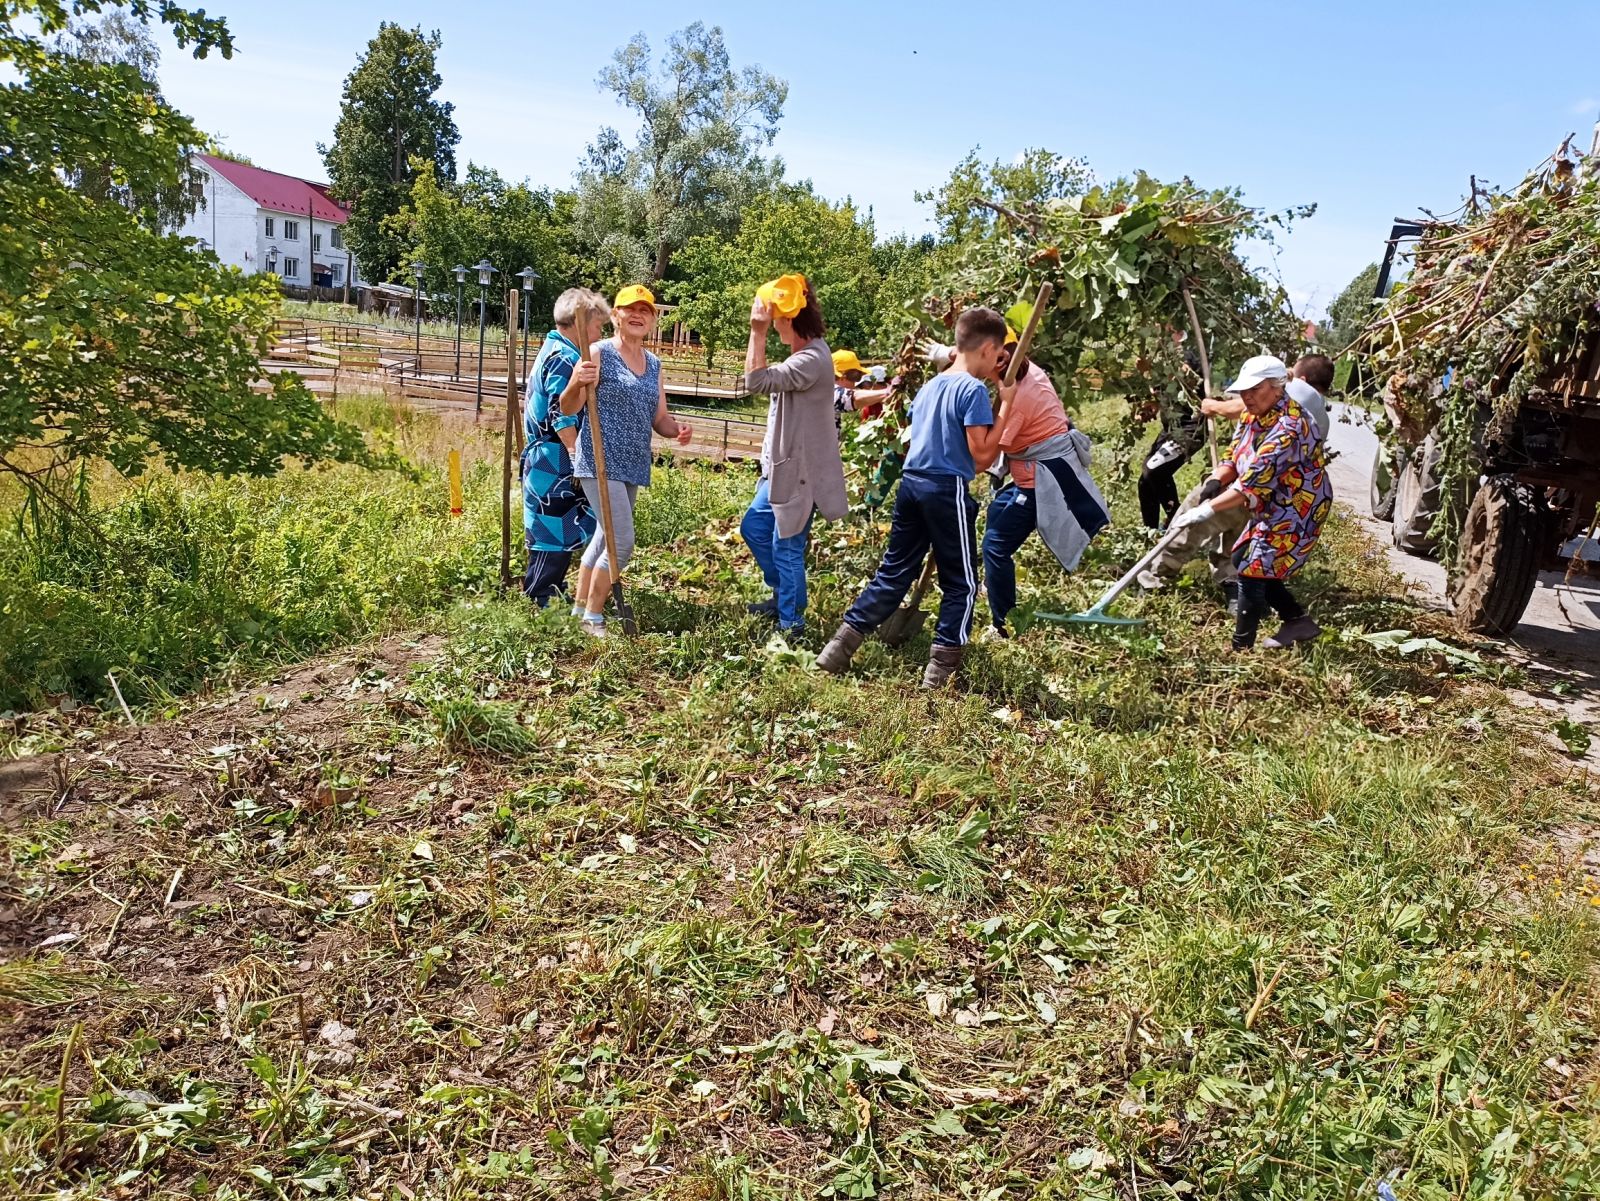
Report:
846,173,1306,492
1358,138,1600,554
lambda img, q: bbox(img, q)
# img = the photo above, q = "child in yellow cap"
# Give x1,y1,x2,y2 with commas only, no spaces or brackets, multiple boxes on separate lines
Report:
830,348,894,437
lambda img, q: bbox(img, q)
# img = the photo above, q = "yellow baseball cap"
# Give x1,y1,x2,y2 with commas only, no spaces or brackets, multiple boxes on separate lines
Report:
614,283,656,309
755,273,808,318
832,349,866,376
1004,324,1019,346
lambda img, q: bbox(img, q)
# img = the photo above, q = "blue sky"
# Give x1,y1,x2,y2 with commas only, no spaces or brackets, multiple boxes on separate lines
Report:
154,0,1600,319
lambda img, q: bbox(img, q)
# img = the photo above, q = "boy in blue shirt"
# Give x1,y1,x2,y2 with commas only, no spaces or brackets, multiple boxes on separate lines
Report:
818,307,1016,688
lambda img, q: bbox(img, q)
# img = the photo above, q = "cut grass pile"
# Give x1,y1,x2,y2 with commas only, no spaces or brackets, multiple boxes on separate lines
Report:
1,406,1598,1199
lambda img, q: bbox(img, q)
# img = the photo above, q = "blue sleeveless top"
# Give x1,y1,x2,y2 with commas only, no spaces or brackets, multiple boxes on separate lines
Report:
573,340,660,488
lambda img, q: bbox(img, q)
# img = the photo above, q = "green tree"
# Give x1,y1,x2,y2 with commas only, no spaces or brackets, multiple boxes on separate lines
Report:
51,5,202,229
1,1,372,508
320,24,460,282
389,162,582,326
918,148,1093,245
1322,261,1381,350
670,187,879,359
577,22,787,283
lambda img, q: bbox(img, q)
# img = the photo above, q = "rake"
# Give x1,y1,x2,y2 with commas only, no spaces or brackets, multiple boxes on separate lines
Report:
1035,523,1189,629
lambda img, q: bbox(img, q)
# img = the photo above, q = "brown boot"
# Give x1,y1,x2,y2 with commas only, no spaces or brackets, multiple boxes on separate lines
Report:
921,643,965,689
816,623,866,675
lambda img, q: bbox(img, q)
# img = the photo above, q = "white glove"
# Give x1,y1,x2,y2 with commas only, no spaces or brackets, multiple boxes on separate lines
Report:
918,338,955,368
1169,502,1216,531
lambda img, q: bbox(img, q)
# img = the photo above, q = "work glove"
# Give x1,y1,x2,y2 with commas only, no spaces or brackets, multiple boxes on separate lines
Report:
918,338,955,368
1168,502,1216,532
1196,477,1225,503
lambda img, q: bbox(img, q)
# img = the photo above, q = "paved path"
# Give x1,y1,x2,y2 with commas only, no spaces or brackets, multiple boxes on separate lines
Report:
1326,404,1600,769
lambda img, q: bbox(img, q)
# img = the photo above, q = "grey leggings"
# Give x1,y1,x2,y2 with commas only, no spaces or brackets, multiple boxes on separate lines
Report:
578,478,639,575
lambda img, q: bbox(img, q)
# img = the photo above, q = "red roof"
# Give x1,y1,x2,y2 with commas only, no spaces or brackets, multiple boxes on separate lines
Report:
198,153,349,223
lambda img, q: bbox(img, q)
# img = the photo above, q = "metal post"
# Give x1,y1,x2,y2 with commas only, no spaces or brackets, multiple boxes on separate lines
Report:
453,265,466,381
476,290,489,416
473,260,498,417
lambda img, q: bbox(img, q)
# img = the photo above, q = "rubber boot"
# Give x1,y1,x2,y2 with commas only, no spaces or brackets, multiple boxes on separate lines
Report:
921,643,965,689
1262,615,1321,650
816,623,866,675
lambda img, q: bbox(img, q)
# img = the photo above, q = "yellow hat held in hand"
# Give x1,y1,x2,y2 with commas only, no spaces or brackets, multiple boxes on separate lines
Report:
614,283,656,309
831,349,866,376
756,273,808,318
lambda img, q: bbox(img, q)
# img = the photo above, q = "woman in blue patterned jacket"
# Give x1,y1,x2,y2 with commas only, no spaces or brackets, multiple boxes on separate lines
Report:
521,288,609,607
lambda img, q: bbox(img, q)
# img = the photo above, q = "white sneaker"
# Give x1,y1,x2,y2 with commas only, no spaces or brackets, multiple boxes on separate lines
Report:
979,625,1008,644
1136,569,1166,592
581,620,607,640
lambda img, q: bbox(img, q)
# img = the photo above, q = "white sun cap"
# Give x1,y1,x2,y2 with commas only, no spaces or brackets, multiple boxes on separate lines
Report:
1224,354,1288,394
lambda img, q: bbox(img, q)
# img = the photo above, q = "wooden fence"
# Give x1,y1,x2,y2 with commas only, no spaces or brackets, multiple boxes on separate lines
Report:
261,318,766,463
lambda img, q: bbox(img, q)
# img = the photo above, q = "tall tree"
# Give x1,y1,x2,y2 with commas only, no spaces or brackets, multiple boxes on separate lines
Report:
51,5,202,228
388,162,582,324
671,186,878,358
576,22,786,282
1,1,373,508
320,24,459,282
1322,261,1382,351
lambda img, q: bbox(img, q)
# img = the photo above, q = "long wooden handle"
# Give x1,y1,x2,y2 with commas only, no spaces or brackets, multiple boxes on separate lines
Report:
573,323,622,582
1003,282,1053,387
500,289,520,593
1181,284,1220,470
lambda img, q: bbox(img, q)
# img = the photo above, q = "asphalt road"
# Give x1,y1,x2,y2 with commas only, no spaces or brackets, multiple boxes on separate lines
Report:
1325,403,1600,767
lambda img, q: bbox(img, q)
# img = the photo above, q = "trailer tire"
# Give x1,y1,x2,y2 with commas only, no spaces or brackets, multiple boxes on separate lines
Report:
1450,475,1548,637
1392,433,1444,556
1370,443,1408,522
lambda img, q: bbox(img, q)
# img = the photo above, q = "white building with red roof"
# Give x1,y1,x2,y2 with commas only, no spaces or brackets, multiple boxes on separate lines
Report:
176,153,364,290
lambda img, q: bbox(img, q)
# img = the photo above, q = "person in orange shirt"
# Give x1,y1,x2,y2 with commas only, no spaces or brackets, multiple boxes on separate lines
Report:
981,336,1077,636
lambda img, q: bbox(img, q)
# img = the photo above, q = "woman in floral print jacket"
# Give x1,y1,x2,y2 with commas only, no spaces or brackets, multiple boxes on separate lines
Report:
1167,355,1333,651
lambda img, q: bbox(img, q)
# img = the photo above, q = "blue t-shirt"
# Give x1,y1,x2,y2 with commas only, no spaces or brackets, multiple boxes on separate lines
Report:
903,371,994,480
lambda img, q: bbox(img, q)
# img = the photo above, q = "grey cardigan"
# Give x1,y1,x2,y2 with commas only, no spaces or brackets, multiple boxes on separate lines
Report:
744,340,849,539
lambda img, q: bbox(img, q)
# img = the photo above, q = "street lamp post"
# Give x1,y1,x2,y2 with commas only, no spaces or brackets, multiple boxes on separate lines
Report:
266,244,279,276
452,264,467,381
474,259,497,417
411,261,426,366
515,267,539,382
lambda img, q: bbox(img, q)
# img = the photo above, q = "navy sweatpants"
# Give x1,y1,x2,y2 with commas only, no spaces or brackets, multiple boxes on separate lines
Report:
843,470,980,647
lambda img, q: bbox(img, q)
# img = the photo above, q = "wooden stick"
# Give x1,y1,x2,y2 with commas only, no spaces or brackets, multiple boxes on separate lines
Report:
500,288,520,595
1181,284,1220,470
574,315,635,633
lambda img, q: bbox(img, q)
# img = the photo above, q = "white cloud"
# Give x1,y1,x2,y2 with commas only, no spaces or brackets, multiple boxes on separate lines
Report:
1571,98,1598,117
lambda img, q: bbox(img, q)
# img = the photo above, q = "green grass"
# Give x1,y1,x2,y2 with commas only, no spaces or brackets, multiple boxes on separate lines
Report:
1,399,1597,1199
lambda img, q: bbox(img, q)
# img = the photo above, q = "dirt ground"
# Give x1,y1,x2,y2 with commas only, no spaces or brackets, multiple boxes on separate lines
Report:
1326,404,1600,773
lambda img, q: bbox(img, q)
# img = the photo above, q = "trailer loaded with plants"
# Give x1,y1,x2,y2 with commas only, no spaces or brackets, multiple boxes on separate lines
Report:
1358,137,1600,636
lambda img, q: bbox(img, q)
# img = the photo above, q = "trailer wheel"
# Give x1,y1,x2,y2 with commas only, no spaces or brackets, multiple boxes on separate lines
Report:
1369,443,1408,522
1450,475,1549,637
1392,433,1444,555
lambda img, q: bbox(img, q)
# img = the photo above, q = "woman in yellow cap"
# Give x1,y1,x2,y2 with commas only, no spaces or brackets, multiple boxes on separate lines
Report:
740,274,849,633
561,284,692,636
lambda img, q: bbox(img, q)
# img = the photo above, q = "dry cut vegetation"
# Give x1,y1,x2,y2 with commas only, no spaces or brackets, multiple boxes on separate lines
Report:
3,438,1600,1199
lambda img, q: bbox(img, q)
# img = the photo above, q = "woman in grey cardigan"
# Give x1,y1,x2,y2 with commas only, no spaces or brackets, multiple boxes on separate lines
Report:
741,273,849,632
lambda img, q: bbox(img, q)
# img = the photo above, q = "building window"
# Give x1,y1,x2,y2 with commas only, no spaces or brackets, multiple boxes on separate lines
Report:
283,220,299,240
313,233,322,252
264,217,274,237
283,257,300,279
330,228,343,250
331,263,344,285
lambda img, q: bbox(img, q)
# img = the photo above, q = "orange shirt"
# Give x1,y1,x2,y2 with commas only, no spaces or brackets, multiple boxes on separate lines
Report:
999,365,1071,488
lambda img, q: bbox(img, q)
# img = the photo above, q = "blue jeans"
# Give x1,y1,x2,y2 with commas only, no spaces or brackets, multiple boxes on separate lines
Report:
740,477,814,629
983,484,1036,632
844,471,979,647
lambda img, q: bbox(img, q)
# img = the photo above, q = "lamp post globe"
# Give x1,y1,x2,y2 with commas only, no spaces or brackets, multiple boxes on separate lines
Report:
452,265,468,380
473,260,498,417
515,267,539,380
